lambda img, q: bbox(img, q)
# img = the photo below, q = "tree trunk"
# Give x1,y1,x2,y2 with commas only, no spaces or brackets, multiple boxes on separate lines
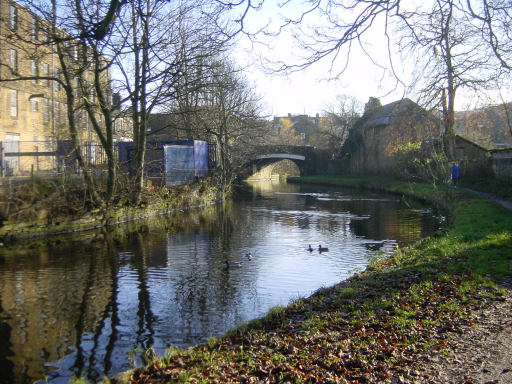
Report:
441,2,456,160
130,0,149,204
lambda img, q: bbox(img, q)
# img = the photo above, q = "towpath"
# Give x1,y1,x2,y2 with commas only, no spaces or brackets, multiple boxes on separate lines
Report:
460,187,512,211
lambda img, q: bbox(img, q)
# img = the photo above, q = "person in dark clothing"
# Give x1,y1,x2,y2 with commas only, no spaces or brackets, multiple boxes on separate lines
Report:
451,162,461,186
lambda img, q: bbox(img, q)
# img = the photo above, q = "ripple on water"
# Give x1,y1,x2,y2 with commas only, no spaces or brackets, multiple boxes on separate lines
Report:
0,182,444,384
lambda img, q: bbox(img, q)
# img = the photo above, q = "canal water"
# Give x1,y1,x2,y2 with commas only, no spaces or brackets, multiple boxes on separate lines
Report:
0,181,445,384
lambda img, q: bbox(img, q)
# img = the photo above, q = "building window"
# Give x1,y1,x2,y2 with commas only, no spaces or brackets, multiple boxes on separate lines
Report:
30,98,38,112
42,27,49,44
54,101,60,123
43,63,49,87
114,118,123,134
31,60,38,84
43,98,50,123
9,5,17,31
30,17,38,41
10,90,17,117
9,49,17,74
54,68,60,91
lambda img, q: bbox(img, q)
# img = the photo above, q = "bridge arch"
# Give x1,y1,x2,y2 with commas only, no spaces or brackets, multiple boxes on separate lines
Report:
246,158,301,181
238,145,319,181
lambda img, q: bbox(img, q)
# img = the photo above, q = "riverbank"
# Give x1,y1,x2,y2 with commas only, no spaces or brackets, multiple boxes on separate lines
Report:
115,176,512,384
0,178,224,244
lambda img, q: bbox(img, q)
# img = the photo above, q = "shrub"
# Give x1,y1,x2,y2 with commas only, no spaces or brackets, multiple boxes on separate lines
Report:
391,141,450,186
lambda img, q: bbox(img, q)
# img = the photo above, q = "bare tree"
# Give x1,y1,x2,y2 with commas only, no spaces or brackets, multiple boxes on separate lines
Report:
190,59,268,192
316,95,362,159
252,0,512,159
394,0,500,158
465,0,512,71
66,0,124,206
111,0,233,203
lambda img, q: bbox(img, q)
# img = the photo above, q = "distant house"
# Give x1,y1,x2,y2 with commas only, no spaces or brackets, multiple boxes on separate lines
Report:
273,113,320,144
347,99,441,173
491,147,512,178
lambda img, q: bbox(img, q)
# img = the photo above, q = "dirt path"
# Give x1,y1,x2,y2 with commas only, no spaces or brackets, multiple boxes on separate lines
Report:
417,290,512,384
417,189,512,384
460,187,512,211
422,184,512,383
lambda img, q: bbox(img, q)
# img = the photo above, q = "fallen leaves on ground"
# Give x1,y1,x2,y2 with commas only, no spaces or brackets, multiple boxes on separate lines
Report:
125,263,508,384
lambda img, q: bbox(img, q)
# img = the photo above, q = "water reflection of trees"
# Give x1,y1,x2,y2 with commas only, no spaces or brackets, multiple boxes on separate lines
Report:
0,241,117,383
157,202,254,347
0,298,14,384
0,188,442,384
348,201,435,246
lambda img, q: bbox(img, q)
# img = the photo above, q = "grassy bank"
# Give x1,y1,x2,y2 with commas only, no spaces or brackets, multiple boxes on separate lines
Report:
0,177,223,244
115,176,512,384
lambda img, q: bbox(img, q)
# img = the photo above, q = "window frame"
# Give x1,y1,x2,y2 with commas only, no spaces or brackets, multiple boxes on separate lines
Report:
9,49,17,74
31,60,39,84
43,63,49,87
30,98,38,112
10,89,17,117
54,68,61,91
43,98,50,123
9,5,17,31
30,16,38,41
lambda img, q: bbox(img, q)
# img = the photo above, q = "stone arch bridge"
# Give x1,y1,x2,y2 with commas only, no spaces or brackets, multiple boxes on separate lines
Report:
242,145,318,181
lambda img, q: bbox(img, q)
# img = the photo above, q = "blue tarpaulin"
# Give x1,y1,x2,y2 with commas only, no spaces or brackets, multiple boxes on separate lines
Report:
164,145,195,186
193,140,208,177
116,140,214,185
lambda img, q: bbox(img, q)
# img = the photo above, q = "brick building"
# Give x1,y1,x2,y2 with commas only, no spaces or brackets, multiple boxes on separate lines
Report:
0,0,120,175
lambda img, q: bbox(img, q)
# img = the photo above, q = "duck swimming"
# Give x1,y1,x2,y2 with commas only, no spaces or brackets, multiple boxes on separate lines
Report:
318,244,329,252
225,261,242,269
307,244,313,252
246,252,253,260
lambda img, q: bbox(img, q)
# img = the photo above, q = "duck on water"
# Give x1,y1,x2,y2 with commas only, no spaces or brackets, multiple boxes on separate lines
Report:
318,245,329,252
225,261,243,269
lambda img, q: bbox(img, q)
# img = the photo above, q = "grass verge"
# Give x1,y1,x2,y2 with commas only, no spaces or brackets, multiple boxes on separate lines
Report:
111,176,512,384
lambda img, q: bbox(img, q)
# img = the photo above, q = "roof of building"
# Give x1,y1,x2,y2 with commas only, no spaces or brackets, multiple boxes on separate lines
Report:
362,99,417,129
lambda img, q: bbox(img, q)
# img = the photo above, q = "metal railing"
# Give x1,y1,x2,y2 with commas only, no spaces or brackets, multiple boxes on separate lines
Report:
0,140,112,178
0,140,218,181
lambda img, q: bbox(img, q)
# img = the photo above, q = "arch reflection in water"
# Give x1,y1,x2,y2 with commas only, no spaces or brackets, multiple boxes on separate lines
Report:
0,181,445,383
